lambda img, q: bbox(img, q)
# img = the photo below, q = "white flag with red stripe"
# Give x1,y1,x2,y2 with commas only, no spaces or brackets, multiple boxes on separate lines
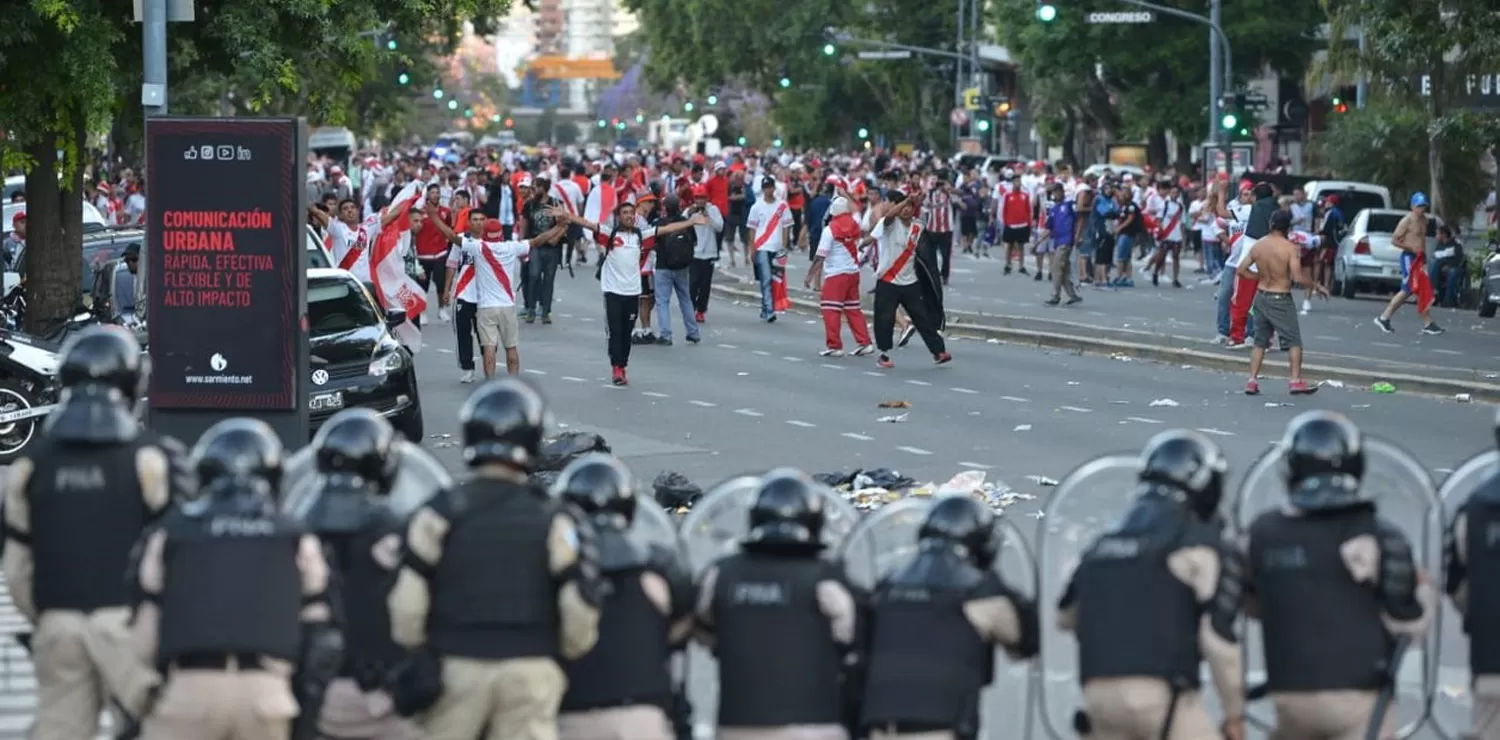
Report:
369,180,429,352
552,180,584,215
583,179,617,223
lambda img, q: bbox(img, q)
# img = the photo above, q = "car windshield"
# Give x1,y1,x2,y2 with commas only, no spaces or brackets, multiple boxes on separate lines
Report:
308,278,381,335
1328,191,1386,220
1366,213,1439,237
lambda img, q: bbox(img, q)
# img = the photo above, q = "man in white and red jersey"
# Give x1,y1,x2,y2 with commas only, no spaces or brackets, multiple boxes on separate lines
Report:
459,215,567,378
413,182,453,322
1147,179,1187,288
869,191,951,369
920,174,956,286
805,197,873,357
746,175,791,322
999,173,1033,275
444,211,485,383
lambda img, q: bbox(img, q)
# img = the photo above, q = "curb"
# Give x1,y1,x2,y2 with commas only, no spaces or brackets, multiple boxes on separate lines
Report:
707,279,1500,403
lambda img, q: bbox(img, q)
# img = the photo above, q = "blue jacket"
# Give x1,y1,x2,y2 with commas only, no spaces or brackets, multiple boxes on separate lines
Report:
1047,200,1079,246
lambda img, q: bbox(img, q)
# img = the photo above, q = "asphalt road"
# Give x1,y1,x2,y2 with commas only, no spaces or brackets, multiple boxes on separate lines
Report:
717,245,1500,383
0,268,1489,738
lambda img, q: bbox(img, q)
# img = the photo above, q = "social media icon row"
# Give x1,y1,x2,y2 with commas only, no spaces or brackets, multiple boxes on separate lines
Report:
182,145,253,161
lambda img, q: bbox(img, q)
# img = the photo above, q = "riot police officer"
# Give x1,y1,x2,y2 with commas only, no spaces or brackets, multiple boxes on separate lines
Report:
131,417,339,740
693,467,860,740
287,409,430,740
388,377,606,740
553,453,694,740
1244,411,1433,739
1444,405,1500,740
861,494,1039,740
0,325,190,738
1058,429,1246,740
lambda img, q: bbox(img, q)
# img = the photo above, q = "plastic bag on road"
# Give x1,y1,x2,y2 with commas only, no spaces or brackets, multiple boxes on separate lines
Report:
652,471,702,509
538,432,611,472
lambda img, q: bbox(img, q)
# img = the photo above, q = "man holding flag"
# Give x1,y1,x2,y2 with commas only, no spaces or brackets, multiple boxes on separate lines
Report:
1374,192,1445,336
368,180,437,352
746,176,791,322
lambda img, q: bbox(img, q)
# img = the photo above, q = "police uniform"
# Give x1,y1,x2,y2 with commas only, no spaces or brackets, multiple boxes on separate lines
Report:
287,409,427,740
1059,430,1245,740
553,453,695,740
388,378,605,740
694,468,859,740
1445,480,1500,740
131,418,337,740
862,495,1039,740
1244,412,1433,740
0,326,189,739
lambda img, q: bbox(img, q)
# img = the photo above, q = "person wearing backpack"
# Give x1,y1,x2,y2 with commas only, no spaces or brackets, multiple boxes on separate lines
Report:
651,194,701,345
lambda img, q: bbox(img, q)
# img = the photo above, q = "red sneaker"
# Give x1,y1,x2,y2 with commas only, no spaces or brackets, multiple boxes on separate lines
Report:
934,351,953,365
611,367,626,386
1243,378,1260,395
1288,379,1319,395
618,368,629,386
695,311,705,323
877,355,894,369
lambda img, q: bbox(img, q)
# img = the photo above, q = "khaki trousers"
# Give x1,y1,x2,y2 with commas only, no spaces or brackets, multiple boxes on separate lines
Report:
1083,680,1220,740
317,678,418,739
139,668,297,740
31,607,155,740
417,656,566,740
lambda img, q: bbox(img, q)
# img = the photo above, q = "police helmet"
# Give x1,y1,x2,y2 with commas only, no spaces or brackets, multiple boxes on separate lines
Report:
57,325,144,403
459,378,548,471
1281,410,1366,510
552,453,636,528
312,408,400,496
744,468,825,550
1492,404,1500,451
918,494,1001,569
191,417,284,495
1139,429,1229,521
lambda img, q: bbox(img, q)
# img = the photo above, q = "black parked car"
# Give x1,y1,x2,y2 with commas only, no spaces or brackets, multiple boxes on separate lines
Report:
307,268,424,441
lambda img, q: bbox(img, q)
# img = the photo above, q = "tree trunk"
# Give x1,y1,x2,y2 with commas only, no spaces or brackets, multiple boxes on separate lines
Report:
1174,137,1194,174
22,129,83,335
1147,129,1169,171
1062,111,1078,167
1428,62,1448,222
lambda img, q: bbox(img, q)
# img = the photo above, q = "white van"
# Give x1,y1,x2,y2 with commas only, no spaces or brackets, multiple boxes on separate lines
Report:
1304,180,1391,219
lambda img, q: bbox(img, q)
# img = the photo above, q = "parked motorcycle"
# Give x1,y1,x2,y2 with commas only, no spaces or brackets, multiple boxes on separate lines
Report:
0,328,62,464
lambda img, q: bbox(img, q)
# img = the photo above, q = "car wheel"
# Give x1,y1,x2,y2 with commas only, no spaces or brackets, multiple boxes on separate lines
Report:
0,379,47,466
1481,299,1497,319
397,407,424,443
1337,262,1358,299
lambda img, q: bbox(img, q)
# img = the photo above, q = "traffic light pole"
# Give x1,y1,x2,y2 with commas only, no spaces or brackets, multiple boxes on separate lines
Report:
1112,0,1235,167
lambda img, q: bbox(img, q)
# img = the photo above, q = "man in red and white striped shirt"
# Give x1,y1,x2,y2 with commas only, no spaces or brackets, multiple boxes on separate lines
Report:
919,175,956,286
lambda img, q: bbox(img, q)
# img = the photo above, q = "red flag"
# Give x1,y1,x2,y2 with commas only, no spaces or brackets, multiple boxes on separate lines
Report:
771,252,790,312
1408,252,1435,313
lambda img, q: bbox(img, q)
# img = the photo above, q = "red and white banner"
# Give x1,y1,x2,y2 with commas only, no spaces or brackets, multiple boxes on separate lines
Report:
584,178,617,223
369,180,430,352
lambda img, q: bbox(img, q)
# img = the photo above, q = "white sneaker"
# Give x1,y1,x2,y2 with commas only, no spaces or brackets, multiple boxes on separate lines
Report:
1300,299,1311,314
853,344,875,356
819,348,845,357
1212,334,1229,345
459,369,475,383
439,306,452,323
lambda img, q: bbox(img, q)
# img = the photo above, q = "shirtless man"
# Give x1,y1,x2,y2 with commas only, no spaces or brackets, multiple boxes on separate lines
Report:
1237,210,1327,396
1374,191,1445,335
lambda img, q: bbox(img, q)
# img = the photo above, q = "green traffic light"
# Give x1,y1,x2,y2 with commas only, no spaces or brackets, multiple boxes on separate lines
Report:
464,108,473,118
1035,3,1057,22
976,119,991,132
857,128,868,139
386,39,398,50
616,122,626,130
433,89,444,99
707,95,718,105
779,77,791,89
491,114,501,123
1220,113,1238,130
684,102,695,112
737,136,747,145
597,119,607,128
773,138,783,147
823,43,836,56
447,100,458,110
635,114,644,123
397,73,410,85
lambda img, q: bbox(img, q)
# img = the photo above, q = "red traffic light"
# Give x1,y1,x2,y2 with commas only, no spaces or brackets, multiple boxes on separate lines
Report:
611,118,619,125
504,118,514,128
1334,102,1349,114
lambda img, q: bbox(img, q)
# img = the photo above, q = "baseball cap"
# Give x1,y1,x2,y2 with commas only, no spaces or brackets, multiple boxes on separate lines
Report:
761,176,777,189
483,220,504,238
1410,191,1429,209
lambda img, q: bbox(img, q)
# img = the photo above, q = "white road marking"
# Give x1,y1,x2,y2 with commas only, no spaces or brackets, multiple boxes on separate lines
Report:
786,420,816,428
717,343,739,349
898,446,933,455
1196,427,1236,437
733,408,764,417
864,371,884,377
690,400,717,407
580,317,595,322
562,376,588,383
1372,341,1400,348
1060,405,1092,413
1315,335,1342,342
560,313,575,318
1127,417,1164,424
752,350,771,356
641,391,670,398
958,461,993,469
842,432,874,441
821,363,844,370
781,356,804,362
523,369,547,376
1001,395,1029,403
906,379,932,386
951,387,979,394
1432,349,1463,355
436,348,454,354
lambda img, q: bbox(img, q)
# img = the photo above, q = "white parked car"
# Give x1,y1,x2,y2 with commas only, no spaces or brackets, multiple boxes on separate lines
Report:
1332,208,1442,299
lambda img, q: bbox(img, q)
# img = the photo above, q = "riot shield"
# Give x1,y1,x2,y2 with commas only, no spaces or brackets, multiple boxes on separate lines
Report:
1035,454,1143,740
1234,438,1441,739
1434,449,1498,740
678,473,861,738
840,497,1036,740
281,440,453,521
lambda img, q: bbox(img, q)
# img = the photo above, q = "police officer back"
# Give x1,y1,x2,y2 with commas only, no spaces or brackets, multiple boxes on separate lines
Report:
1443,406,1500,739
131,418,338,740
293,409,420,740
862,494,1039,740
388,377,606,740
1244,411,1433,740
1,325,189,739
693,468,860,740
1059,430,1246,740
553,453,694,740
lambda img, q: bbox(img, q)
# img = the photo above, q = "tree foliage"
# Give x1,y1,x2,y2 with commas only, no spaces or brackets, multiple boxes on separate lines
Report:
992,0,1323,166
1323,0,1500,223
0,0,513,330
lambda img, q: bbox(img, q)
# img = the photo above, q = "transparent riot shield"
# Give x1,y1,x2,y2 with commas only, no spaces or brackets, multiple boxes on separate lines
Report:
678,473,861,739
1036,454,1142,740
840,497,1037,740
1234,439,1441,739
1434,449,1498,740
281,440,453,522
